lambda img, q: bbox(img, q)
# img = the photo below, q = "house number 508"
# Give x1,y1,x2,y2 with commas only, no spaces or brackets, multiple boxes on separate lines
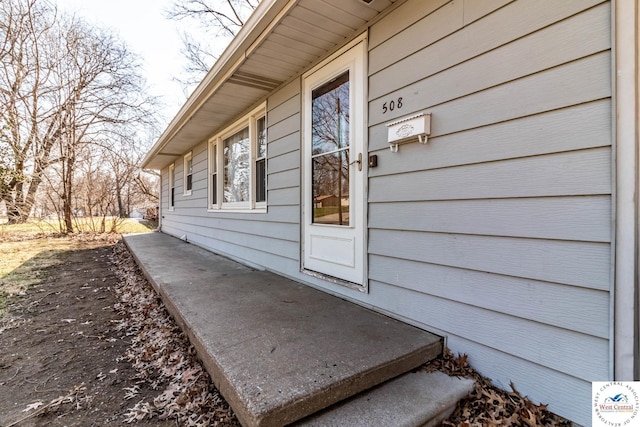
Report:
382,97,403,114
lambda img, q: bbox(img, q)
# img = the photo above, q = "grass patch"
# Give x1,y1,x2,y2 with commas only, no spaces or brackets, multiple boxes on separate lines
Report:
0,217,156,238
313,206,349,217
0,217,151,316
0,238,75,315
0,220,60,235
116,219,157,234
0,217,153,312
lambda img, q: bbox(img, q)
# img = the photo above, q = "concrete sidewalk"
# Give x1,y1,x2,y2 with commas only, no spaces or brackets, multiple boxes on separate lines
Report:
123,232,442,427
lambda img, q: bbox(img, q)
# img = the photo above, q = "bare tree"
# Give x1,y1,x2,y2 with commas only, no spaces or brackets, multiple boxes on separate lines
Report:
0,0,159,231
41,130,158,233
0,0,57,223
49,15,155,232
166,0,259,91
0,125,21,207
135,170,160,205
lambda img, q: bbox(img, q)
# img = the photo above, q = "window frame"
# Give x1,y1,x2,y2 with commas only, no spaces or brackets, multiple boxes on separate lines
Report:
168,163,175,211
208,103,267,212
183,152,193,196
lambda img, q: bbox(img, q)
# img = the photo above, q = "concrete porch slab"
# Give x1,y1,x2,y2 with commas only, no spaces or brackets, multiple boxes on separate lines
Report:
293,371,475,427
123,232,442,427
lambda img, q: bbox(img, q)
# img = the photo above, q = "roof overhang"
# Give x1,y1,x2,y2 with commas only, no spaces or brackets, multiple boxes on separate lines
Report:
142,0,397,170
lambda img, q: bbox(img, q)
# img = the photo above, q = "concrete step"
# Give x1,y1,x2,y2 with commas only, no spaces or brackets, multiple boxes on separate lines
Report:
124,233,443,427
294,371,475,427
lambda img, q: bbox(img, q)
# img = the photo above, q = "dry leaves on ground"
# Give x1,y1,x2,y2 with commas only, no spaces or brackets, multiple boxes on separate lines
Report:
428,349,573,426
7,383,92,427
108,237,571,426
110,242,239,426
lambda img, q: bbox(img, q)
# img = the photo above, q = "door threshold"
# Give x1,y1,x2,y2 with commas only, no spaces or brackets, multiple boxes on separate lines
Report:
302,268,368,293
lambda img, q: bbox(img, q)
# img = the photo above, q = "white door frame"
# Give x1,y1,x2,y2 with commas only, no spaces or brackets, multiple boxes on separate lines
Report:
301,36,368,290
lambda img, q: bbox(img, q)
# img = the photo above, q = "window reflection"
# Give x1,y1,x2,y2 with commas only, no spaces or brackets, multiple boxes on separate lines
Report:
224,127,250,203
311,71,350,225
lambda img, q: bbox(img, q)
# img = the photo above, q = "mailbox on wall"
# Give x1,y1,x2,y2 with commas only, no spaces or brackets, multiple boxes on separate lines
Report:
386,112,431,152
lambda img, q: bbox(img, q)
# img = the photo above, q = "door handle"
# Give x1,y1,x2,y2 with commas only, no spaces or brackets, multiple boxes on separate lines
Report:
349,153,362,171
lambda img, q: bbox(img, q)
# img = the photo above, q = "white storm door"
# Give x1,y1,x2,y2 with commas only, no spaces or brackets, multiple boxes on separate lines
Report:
303,40,366,287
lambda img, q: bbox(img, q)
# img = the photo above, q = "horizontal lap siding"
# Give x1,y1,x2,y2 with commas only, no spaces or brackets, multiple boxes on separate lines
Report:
161,79,302,270
443,335,592,421
369,229,610,290
368,255,609,338
369,100,611,169
369,196,611,242
370,148,611,201
367,280,609,380
366,0,611,424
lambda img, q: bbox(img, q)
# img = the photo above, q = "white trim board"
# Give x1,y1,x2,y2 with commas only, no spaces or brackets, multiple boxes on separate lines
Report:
613,0,639,381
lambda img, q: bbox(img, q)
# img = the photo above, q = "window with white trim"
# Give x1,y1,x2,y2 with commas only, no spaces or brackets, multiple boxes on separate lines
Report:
168,163,175,211
184,152,193,195
209,103,266,211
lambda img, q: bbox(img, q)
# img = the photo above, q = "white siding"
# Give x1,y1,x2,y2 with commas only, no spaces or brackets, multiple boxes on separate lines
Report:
363,0,612,424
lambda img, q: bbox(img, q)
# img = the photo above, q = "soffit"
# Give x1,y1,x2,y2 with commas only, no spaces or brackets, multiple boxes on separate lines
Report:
143,0,396,170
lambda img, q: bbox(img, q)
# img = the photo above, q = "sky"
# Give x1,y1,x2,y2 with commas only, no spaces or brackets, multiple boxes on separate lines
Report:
56,0,196,126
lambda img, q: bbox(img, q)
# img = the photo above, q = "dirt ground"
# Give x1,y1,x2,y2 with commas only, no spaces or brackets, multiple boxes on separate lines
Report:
0,236,236,427
0,234,571,427
0,238,171,426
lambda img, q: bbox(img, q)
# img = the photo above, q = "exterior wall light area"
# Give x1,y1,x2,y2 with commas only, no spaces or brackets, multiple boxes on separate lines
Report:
386,112,431,152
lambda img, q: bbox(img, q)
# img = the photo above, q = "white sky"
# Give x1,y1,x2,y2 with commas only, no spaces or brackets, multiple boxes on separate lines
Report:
56,0,194,125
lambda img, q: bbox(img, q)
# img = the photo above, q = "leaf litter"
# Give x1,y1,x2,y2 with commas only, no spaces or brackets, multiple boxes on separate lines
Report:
1,235,214,426
2,234,575,426
111,241,239,426
112,239,574,426
426,349,572,426
9,383,90,427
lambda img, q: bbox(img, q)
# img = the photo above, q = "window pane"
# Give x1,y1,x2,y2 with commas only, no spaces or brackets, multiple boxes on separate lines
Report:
257,116,266,159
224,127,250,203
312,71,349,155
211,146,217,173
186,157,193,191
312,149,349,225
256,159,266,203
211,173,217,205
169,166,175,207
210,145,217,206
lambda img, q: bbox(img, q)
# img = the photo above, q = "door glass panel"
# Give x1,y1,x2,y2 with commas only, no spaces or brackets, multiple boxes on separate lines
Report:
312,150,349,225
311,71,350,225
